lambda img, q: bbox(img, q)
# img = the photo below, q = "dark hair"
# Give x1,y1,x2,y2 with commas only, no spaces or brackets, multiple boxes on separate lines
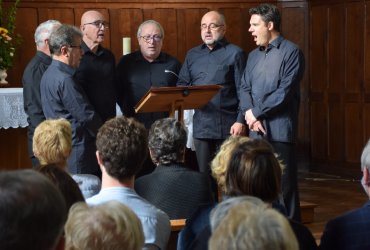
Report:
0,169,67,250
249,3,281,32
49,24,82,55
96,116,148,180
225,139,282,203
148,118,187,165
36,164,85,209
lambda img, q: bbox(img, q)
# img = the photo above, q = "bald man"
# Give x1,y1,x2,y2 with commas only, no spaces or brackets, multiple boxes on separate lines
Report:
75,10,117,123
177,11,246,199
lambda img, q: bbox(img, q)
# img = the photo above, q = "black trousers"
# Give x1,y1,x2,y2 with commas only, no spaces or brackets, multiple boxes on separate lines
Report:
270,141,301,222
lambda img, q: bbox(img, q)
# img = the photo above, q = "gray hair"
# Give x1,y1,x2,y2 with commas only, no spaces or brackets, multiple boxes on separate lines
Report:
49,24,82,55
34,20,61,48
209,196,266,232
137,20,165,39
361,139,370,171
148,118,187,165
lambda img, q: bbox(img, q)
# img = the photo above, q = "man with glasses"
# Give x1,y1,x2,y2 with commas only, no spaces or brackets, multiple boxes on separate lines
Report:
117,20,181,176
177,11,246,200
117,19,181,130
40,24,102,177
75,10,117,123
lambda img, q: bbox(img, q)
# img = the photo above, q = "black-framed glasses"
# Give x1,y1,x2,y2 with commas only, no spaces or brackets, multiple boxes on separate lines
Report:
200,23,224,30
140,35,162,43
84,20,109,29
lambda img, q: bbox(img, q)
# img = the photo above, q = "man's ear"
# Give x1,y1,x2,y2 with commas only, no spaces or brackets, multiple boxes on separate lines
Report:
96,150,103,166
364,167,370,184
267,21,274,31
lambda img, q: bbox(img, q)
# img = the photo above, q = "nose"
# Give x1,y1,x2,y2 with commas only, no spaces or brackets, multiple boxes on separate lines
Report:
248,26,253,32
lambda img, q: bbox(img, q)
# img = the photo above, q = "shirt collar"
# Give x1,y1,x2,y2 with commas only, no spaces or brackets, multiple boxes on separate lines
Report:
259,35,284,52
81,41,104,56
134,51,166,63
201,37,228,51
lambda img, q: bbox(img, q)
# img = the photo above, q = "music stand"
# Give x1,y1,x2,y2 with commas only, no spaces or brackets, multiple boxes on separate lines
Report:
134,85,222,121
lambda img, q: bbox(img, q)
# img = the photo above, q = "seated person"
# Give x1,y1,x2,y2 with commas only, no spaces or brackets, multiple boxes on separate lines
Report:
0,169,67,250
135,118,214,219
180,138,317,250
86,116,170,250
319,139,370,250
33,118,101,198
209,196,298,250
36,164,85,209
65,201,144,250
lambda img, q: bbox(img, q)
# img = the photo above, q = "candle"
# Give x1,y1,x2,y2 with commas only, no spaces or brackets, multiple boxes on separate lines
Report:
122,37,131,55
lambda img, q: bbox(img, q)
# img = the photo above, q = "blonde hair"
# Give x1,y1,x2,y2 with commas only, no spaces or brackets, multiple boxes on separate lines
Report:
33,118,72,167
65,201,144,250
209,201,298,250
211,136,250,191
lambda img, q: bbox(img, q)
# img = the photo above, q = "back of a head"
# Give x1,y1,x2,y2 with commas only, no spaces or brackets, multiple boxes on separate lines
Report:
148,117,187,165
361,139,370,171
33,118,72,167
34,19,61,48
0,169,67,250
96,116,148,180
209,202,298,250
65,201,144,250
36,164,85,209
211,136,250,191
225,138,282,203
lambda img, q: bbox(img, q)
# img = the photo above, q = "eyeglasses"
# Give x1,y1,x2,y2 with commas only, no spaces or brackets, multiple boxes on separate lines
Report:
69,44,82,50
140,35,162,43
84,20,109,29
200,23,224,30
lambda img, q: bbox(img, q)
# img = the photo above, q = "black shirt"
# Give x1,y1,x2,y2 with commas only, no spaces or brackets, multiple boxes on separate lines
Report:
117,51,181,128
75,42,117,122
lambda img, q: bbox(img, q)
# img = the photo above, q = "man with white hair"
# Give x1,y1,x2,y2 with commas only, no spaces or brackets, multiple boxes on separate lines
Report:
320,139,370,250
22,19,61,166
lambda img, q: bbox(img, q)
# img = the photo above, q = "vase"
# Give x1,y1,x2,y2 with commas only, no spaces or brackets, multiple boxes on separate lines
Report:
0,69,8,85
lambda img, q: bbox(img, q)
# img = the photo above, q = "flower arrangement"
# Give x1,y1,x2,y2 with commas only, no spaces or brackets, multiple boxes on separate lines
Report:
0,0,21,70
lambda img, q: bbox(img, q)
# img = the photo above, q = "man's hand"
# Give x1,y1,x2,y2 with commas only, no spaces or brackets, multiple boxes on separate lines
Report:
245,109,257,129
251,120,266,134
230,122,246,136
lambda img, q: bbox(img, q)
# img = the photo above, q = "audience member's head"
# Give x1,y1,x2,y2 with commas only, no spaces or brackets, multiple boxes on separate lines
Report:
36,164,85,209
209,196,266,232
96,116,148,181
0,169,67,250
211,136,250,192
34,20,61,54
33,118,72,168
209,198,298,250
225,138,282,203
65,201,144,250
148,117,187,165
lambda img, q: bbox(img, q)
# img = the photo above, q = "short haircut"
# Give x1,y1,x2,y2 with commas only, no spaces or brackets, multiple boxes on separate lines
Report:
225,138,282,203
361,139,370,171
33,118,72,167
36,164,85,210
211,136,250,192
249,3,281,32
137,20,165,39
0,169,67,250
209,201,298,250
96,116,148,180
148,118,187,165
49,24,82,55
209,196,266,232
65,201,144,250
34,19,61,48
